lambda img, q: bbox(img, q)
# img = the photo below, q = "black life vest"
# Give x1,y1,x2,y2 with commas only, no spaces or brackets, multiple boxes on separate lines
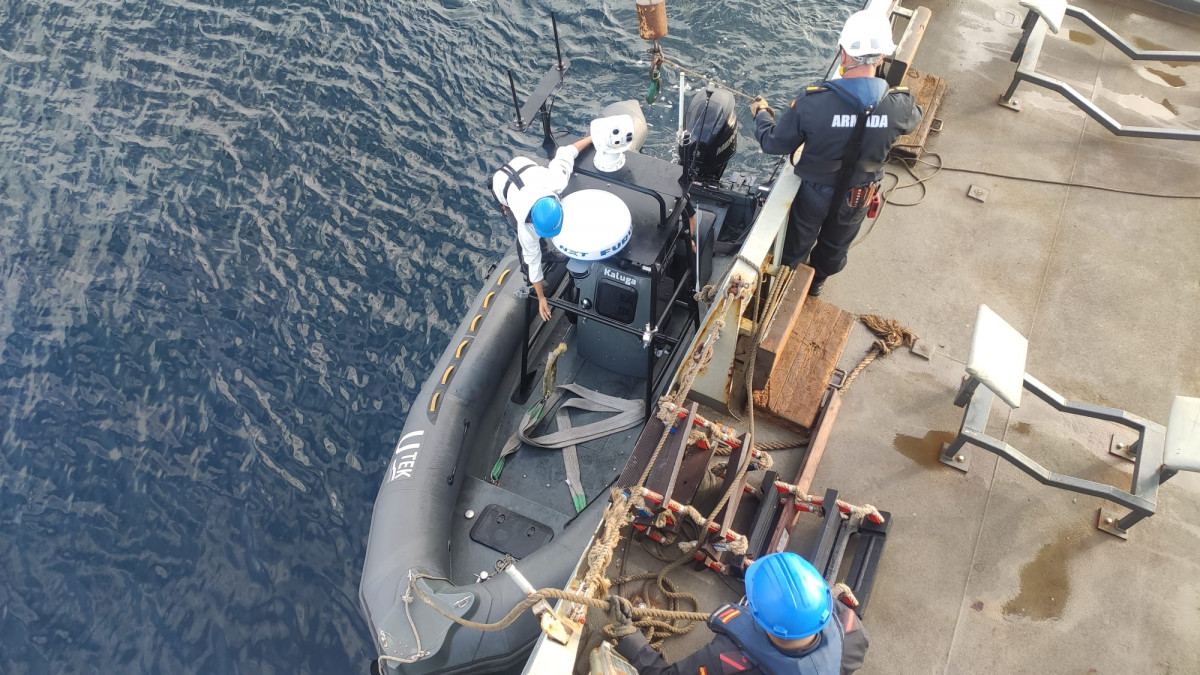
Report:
708,603,844,675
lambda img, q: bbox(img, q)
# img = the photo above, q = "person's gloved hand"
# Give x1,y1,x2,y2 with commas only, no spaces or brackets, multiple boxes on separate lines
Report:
750,96,775,118
605,595,638,639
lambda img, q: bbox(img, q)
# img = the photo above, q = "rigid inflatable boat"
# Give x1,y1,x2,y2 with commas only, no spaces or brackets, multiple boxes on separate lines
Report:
359,25,764,674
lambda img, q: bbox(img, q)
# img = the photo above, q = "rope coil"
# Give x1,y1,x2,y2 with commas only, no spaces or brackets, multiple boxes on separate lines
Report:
841,314,919,392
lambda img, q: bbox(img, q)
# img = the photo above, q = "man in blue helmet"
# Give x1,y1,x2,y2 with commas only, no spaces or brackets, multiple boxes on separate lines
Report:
492,136,593,320
608,552,868,674
750,9,922,297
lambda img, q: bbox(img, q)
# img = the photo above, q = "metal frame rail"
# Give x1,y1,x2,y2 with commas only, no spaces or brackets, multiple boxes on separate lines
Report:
1002,1,1200,141
939,371,1170,538
806,488,890,615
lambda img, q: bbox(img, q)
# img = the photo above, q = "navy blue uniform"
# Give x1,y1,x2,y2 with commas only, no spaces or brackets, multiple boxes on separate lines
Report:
615,604,869,675
754,77,921,274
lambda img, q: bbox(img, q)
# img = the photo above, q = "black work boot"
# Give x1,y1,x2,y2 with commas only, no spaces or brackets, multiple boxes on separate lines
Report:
808,274,827,297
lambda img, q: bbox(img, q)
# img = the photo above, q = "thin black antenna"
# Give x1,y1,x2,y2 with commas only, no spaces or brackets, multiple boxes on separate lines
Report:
507,13,568,139
552,13,564,72
508,69,522,129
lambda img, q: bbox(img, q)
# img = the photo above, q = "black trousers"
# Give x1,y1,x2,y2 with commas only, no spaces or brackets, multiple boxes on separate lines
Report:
781,180,869,276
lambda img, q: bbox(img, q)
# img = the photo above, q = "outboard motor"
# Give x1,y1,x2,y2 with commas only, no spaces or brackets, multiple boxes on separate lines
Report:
678,86,738,183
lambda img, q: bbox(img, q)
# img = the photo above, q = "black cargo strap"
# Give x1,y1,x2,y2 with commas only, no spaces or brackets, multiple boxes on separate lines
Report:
496,162,541,236
818,80,876,242
492,383,645,513
497,162,537,204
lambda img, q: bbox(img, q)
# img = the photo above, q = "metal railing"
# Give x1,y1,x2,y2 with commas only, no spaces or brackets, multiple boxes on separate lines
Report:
940,370,1169,538
1002,2,1200,141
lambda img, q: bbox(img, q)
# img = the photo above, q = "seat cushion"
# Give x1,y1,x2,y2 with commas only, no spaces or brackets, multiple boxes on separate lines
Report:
1019,0,1068,34
965,305,1029,408
1164,396,1200,473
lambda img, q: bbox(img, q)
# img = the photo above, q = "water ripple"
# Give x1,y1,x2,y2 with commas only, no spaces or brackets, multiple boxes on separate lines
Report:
0,0,840,671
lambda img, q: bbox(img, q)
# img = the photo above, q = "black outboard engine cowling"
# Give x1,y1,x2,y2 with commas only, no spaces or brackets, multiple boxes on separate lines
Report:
679,87,738,183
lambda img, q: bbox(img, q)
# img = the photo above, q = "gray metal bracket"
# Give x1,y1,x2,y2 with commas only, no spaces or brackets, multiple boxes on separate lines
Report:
940,380,992,472
1097,507,1130,540
1108,433,1139,463
997,94,1022,112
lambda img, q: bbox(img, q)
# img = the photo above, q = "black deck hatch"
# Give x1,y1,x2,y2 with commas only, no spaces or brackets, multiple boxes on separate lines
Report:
469,504,554,559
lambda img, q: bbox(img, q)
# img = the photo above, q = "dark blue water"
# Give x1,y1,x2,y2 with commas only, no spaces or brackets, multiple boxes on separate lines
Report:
0,1,843,671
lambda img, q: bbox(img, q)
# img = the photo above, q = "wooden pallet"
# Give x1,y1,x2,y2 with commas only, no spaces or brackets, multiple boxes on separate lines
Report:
891,68,947,158
751,298,855,433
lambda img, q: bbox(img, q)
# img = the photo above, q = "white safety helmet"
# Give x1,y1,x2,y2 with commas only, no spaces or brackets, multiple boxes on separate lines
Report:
838,10,897,59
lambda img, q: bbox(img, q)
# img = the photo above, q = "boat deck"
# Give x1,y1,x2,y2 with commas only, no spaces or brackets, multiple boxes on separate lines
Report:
617,0,1200,671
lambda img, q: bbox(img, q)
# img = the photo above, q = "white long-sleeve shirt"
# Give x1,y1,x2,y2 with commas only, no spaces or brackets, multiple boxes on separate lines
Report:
491,145,581,284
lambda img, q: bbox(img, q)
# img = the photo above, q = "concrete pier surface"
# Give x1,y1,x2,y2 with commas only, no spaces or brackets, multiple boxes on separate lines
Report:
555,1,1198,672
813,0,1200,671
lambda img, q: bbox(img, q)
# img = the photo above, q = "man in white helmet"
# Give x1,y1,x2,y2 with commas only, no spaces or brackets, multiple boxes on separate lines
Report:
492,136,592,321
750,10,922,297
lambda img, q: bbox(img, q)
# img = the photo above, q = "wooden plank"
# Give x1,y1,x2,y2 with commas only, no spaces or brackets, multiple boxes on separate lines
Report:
740,469,782,564
700,432,752,571
715,432,752,539
752,298,854,433
711,433,749,522
662,440,717,535
891,68,947,158
885,6,932,87
753,265,816,390
766,390,843,555
642,406,693,502
673,438,718,508
617,416,667,489
793,390,841,496
654,404,698,506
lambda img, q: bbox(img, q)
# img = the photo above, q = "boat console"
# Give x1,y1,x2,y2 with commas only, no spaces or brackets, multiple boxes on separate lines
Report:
556,142,700,379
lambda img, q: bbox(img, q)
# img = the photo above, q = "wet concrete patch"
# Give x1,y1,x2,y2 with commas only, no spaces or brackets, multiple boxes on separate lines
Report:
1131,36,1171,52
1146,67,1186,88
1002,526,1094,620
893,431,958,468
1130,36,1197,69
1067,30,1097,45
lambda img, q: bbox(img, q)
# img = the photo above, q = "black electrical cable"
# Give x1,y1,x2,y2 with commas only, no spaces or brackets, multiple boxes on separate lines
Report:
853,148,1200,250
850,153,938,248
882,152,941,207
919,154,1200,200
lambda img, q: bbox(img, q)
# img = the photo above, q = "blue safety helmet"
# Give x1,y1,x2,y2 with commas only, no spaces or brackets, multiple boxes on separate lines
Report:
530,195,564,238
744,552,833,640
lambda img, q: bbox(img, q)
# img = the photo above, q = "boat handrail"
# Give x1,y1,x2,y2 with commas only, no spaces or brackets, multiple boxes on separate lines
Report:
572,165,673,228
685,171,799,410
